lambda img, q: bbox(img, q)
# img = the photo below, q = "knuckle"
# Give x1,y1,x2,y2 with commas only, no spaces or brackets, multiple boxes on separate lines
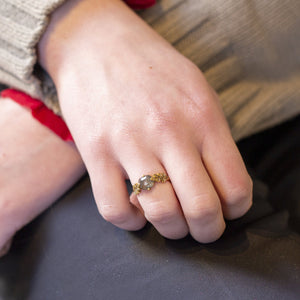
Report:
185,195,220,223
110,121,140,149
225,176,253,208
147,110,178,134
145,202,178,225
83,133,109,160
111,121,132,140
99,204,129,225
86,132,107,147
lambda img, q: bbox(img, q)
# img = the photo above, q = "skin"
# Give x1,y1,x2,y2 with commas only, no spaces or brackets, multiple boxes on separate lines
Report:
0,98,85,256
37,0,253,243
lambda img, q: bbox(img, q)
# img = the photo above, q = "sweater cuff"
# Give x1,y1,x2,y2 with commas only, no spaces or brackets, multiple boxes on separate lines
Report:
0,0,68,113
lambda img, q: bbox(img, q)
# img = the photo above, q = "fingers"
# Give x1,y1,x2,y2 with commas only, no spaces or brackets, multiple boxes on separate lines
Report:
90,137,228,243
85,122,250,242
87,158,147,231
161,141,226,243
118,147,189,240
201,127,253,220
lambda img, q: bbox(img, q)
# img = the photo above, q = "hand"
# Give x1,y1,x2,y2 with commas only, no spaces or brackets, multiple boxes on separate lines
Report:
39,0,252,242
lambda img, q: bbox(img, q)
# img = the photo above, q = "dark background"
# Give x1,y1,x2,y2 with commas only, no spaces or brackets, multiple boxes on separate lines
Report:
0,116,299,300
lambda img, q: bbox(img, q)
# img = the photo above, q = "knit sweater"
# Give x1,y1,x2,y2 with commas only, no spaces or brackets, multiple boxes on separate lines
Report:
0,0,300,140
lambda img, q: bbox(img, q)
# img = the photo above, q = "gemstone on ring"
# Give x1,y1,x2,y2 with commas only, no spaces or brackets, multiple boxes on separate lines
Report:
139,175,154,190
132,173,170,195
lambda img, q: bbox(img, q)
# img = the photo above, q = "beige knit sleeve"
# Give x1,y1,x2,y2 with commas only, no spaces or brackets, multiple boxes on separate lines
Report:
0,0,67,114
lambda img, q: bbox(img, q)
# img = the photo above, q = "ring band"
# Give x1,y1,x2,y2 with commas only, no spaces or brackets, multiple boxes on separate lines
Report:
132,173,170,195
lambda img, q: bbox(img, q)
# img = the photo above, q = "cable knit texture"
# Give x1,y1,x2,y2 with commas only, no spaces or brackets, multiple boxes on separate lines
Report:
0,0,68,114
0,0,300,140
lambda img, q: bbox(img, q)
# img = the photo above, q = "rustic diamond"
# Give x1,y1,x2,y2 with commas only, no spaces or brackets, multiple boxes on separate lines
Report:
139,175,154,190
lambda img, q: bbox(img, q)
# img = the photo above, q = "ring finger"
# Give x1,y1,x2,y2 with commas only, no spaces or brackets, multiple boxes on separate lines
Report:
119,145,189,240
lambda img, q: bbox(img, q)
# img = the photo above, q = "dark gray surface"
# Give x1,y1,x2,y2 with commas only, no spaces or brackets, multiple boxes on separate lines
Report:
0,117,300,300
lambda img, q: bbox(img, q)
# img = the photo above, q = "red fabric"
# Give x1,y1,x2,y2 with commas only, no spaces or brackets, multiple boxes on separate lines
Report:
124,0,156,9
0,1,154,142
1,89,73,141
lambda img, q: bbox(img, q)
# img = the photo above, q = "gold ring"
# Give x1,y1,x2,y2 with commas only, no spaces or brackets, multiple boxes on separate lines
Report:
132,173,170,195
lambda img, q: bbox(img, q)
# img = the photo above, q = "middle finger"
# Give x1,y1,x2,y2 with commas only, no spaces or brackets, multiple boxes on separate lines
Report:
160,140,226,243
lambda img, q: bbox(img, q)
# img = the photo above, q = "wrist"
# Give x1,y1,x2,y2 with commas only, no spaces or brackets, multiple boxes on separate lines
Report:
38,0,139,84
